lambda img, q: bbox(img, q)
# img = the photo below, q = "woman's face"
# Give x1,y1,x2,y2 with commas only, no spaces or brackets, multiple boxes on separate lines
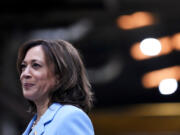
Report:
20,45,57,102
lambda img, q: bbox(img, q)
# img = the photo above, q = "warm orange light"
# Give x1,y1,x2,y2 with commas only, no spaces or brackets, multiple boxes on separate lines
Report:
117,15,134,30
159,37,173,54
133,12,154,28
130,42,150,60
142,66,180,88
130,37,174,60
171,33,180,50
117,11,155,30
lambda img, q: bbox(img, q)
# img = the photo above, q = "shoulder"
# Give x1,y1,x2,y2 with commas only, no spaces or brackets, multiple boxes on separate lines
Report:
57,105,87,117
54,104,92,125
50,104,94,135
59,104,84,113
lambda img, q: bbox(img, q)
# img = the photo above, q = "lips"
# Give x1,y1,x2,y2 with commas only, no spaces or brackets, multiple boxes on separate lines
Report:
23,83,35,89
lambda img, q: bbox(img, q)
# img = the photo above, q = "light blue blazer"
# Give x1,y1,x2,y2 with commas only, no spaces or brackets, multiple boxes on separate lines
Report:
22,103,94,135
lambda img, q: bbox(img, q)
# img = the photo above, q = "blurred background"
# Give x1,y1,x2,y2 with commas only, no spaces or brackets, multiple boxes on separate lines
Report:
0,0,180,135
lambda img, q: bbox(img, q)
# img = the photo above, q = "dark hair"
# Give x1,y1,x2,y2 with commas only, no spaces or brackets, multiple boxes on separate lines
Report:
17,39,93,113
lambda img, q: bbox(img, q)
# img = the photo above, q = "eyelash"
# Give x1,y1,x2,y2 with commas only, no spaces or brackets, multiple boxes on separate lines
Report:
20,64,26,71
32,63,41,68
20,63,41,71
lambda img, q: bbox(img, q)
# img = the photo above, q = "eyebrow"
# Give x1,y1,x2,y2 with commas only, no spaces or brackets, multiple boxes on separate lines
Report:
22,59,43,64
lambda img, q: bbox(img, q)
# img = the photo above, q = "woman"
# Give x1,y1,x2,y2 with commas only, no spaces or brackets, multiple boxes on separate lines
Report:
17,39,94,135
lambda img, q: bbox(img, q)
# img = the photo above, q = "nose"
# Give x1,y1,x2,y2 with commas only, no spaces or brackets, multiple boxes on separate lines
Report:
20,66,32,80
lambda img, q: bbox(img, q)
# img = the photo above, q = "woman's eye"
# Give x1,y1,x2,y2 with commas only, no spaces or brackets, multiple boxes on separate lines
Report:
32,63,41,69
20,64,26,71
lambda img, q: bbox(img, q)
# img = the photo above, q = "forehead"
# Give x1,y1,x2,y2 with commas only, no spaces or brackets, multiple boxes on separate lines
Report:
24,45,45,62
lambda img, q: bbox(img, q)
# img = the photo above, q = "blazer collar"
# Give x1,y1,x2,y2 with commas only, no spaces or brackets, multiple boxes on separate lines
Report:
23,115,37,135
24,103,62,135
40,103,62,125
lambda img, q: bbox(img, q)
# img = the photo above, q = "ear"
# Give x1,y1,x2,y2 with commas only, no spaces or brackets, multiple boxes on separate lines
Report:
52,75,60,91
55,75,60,85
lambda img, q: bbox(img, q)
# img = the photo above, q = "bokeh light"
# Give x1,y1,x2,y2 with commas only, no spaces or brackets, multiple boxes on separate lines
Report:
140,38,162,56
159,78,178,95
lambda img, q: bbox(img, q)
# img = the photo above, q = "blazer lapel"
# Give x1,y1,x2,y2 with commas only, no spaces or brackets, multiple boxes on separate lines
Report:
30,121,45,135
22,115,37,135
29,103,62,135
41,103,62,125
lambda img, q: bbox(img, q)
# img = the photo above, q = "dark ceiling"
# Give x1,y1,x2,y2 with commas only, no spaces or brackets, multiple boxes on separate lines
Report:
0,0,180,122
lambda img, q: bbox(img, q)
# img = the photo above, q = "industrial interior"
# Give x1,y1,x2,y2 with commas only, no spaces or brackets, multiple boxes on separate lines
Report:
0,0,180,135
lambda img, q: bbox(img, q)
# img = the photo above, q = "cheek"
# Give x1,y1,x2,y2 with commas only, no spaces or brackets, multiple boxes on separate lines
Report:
39,74,56,90
47,76,57,88
34,68,56,90
33,71,48,81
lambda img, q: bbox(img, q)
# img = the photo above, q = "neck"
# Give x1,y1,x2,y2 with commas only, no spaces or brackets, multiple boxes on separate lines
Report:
34,98,50,122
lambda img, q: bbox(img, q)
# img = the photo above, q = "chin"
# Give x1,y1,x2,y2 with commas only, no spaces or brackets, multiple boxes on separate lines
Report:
23,92,35,101
24,96,34,101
